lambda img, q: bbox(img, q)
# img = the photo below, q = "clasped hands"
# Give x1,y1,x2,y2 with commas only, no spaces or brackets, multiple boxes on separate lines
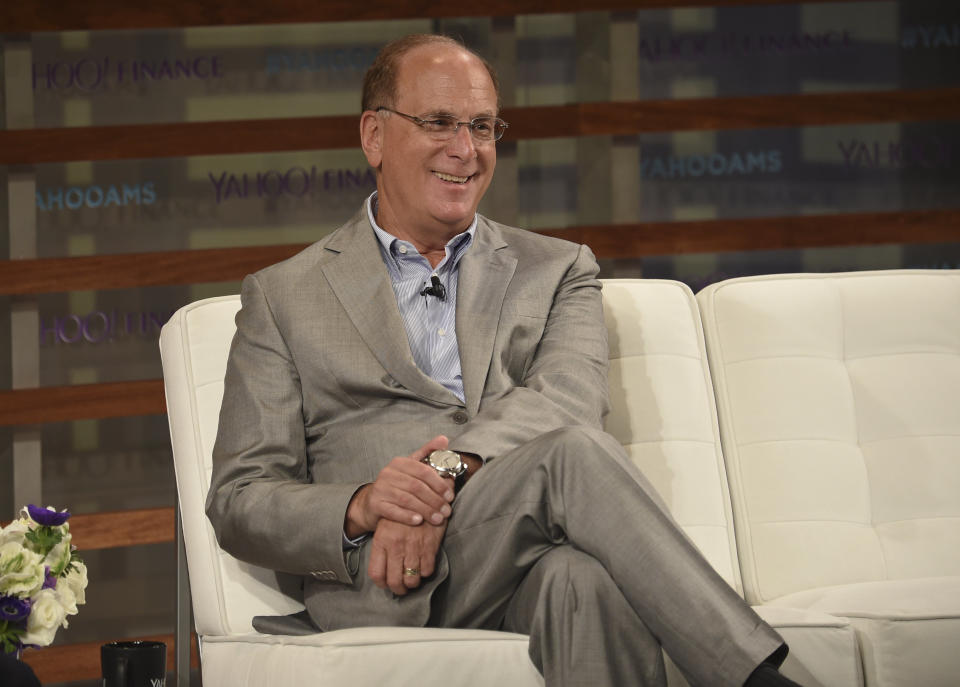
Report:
345,435,477,596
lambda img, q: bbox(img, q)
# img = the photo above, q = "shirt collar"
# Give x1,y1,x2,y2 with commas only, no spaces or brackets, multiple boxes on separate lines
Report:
366,192,476,271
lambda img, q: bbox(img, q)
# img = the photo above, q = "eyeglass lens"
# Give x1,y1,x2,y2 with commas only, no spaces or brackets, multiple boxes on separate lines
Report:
428,115,505,141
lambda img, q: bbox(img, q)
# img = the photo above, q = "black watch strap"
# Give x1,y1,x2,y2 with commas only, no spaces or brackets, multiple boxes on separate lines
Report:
454,467,468,494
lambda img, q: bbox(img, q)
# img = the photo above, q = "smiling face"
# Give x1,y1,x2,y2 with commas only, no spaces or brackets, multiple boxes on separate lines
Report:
360,43,498,251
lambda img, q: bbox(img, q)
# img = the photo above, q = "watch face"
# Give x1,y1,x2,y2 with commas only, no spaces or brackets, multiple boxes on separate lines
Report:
430,450,461,470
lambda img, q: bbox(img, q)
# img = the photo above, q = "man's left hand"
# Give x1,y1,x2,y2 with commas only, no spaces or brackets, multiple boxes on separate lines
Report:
368,516,447,596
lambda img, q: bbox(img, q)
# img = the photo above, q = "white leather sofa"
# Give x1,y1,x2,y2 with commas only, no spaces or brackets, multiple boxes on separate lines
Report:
161,277,874,686
697,270,960,687
602,280,858,687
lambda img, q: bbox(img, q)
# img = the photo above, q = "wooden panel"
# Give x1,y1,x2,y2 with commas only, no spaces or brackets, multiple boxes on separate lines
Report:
0,116,357,165
3,88,960,164
0,379,166,426
578,89,960,134
21,632,198,684
541,209,960,257
0,508,174,549
70,507,176,550
0,244,306,295
3,0,873,32
0,209,957,297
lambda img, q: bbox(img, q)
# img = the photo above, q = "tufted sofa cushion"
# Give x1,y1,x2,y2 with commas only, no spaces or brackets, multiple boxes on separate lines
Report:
697,270,960,687
605,280,860,687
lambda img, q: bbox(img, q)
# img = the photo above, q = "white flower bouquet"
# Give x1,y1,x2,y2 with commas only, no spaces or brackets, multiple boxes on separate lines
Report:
0,505,88,657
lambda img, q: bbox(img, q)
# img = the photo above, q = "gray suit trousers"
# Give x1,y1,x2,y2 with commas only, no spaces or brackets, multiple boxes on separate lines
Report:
421,426,783,687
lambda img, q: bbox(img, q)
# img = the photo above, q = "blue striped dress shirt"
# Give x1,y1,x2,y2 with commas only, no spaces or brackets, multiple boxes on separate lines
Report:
366,192,475,403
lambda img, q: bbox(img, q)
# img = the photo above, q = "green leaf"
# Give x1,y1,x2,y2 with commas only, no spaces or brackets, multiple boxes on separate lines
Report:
65,554,84,574
0,620,26,654
24,525,63,556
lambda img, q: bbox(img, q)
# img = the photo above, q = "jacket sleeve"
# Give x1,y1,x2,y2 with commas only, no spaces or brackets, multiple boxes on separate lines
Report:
205,273,360,584
449,243,610,462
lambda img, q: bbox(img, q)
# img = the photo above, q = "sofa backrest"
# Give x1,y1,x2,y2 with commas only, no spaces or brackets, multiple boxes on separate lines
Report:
602,279,741,591
697,270,960,604
161,295,306,636
160,278,744,636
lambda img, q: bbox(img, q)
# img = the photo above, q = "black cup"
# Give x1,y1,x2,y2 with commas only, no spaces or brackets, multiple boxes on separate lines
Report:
101,641,167,687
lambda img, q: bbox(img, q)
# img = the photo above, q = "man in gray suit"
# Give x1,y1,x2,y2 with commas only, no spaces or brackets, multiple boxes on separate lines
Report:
207,34,799,687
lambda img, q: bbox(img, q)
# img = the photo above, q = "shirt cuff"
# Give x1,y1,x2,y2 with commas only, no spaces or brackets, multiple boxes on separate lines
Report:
342,531,368,550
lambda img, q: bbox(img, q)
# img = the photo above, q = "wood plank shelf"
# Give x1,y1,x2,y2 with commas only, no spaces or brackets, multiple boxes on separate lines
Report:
0,379,166,425
3,0,875,33
539,209,960,257
3,88,959,164
69,507,176,551
0,244,303,296
0,209,957,297
0,507,176,549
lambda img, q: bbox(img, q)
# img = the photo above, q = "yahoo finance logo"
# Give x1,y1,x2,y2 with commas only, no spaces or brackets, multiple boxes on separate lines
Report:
33,56,223,92
639,30,853,62
40,308,176,346
36,182,157,211
265,46,379,74
838,138,956,170
641,150,782,180
901,25,960,49
209,166,375,204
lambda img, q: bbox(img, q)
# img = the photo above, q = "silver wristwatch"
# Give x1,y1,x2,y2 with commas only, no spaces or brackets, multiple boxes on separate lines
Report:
422,449,468,491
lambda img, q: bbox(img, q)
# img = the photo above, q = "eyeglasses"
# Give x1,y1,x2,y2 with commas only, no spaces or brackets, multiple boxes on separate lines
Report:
376,107,508,143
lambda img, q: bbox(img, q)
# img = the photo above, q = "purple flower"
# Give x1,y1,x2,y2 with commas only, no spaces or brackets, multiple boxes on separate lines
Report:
27,504,70,527
42,566,57,590
0,595,31,623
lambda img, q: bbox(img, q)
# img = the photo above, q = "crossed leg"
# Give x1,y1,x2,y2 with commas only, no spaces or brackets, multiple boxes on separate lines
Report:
430,426,783,687
503,545,667,686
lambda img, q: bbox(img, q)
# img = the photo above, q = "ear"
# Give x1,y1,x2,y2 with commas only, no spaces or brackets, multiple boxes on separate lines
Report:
359,110,383,168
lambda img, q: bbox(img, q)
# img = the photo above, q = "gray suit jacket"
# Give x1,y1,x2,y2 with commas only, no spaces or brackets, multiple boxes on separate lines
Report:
206,206,609,631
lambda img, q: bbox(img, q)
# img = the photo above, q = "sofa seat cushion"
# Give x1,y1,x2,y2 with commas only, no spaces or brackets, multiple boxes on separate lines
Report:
766,576,960,687
663,606,861,687
200,627,543,687
753,606,862,687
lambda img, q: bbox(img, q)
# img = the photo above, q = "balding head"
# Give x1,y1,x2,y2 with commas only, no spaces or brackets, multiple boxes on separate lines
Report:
362,34,501,113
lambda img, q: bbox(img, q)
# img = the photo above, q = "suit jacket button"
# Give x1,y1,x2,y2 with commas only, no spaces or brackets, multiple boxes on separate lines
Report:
452,411,468,424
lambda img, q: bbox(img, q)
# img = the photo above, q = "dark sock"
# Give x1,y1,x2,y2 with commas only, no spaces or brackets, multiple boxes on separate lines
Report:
743,662,803,687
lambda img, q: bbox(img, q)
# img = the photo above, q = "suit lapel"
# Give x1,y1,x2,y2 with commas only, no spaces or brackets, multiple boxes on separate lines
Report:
457,219,518,416
320,211,460,406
